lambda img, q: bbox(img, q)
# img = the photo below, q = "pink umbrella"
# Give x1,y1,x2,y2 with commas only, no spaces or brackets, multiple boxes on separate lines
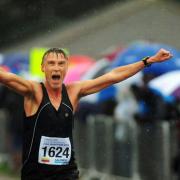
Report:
64,55,95,83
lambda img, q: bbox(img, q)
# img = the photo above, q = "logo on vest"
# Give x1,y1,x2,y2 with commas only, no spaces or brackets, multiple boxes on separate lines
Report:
65,113,69,117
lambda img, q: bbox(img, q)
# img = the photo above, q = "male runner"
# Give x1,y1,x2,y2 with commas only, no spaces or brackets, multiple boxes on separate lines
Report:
0,48,172,179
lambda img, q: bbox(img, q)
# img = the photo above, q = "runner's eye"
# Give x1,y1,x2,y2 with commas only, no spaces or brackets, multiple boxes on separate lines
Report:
58,61,66,66
48,61,55,65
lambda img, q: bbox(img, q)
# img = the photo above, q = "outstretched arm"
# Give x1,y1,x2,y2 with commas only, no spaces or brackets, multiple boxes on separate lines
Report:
0,68,35,96
76,48,172,97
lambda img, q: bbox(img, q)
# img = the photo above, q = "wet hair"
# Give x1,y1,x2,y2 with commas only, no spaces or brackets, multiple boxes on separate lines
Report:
42,48,69,64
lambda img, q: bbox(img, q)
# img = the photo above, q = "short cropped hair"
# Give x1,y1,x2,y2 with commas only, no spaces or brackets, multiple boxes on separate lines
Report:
42,48,69,64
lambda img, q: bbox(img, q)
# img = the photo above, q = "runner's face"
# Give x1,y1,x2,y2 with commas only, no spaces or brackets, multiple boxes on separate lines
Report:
41,52,68,89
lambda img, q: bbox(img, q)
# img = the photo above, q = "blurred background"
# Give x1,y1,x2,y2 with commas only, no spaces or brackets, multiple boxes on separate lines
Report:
0,0,180,179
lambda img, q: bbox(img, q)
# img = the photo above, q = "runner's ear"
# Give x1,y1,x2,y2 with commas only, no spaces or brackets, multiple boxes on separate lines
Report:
41,64,45,72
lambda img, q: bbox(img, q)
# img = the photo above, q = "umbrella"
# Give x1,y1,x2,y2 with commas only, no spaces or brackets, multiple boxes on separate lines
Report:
68,55,95,70
148,70,180,101
81,58,110,80
110,41,180,76
64,55,95,83
104,46,124,62
172,87,180,100
3,53,29,74
97,85,117,102
0,65,10,72
81,85,118,103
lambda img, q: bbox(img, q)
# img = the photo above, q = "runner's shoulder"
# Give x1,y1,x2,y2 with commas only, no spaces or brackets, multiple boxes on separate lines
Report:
65,81,82,94
26,80,43,98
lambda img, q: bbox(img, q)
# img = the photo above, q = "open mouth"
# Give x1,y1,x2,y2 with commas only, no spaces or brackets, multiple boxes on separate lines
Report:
52,75,61,80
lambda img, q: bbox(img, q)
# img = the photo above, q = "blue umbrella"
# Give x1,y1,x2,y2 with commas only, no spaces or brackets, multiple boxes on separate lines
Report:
3,53,29,74
148,70,180,102
97,85,118,102
110,41,180,76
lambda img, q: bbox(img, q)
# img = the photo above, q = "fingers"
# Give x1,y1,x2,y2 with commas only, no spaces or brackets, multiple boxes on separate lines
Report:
159,48,173,58
160,48,169,55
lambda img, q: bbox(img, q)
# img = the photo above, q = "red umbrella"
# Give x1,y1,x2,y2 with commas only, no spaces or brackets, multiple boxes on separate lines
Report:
104,46,124,62
0,65,10,72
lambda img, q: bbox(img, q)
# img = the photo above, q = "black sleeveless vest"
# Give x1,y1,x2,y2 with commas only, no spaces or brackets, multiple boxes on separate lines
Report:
21,83,78,180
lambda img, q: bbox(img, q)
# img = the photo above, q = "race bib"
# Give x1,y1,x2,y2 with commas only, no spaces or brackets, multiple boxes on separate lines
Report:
38,136,71,165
